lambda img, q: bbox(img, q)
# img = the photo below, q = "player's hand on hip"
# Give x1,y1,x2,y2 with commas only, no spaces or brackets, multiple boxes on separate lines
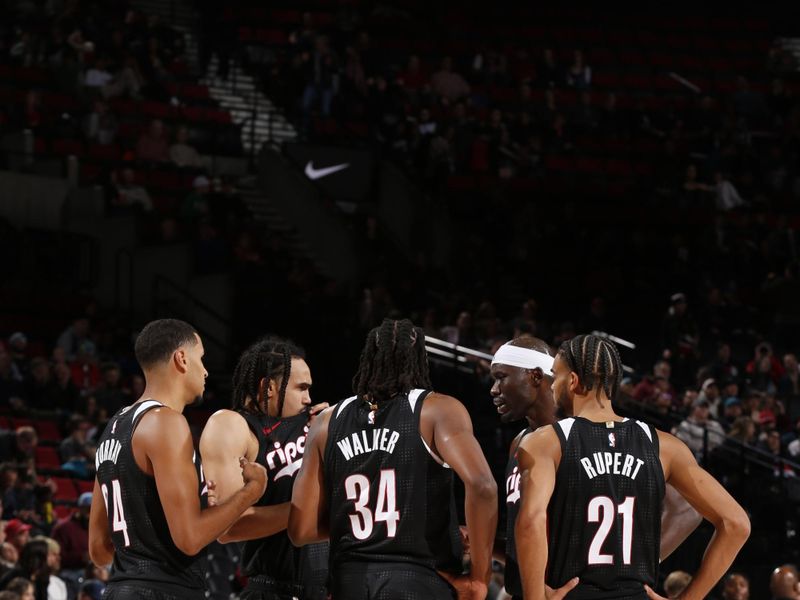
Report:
644,585,669,600
308,402,330,420
545,577,579,599
239,457,267,499
437,572,487,600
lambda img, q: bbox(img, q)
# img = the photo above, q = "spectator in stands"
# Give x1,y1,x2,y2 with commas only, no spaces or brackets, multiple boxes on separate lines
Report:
430,56,470,102
0,540,57,599
778,353,800,398
707,342,740,383
663,570,692,599
138,36,170,99
169,126,202,168
698,378,722,419
135,119,169,163
722,397,744,430
6,335,27,380
0,542,17,578
69,341,100,394
661,292,700,388
58,416,94,465
93,363,127,416
674,397,726,461
714,171,746,212
56,319,89,363
721,572,750,600
3,521,30,558
83,100,117,146
398,54,427,97
50,492,90,577
84,56,114,91
4,578,34,599
23,359,52,411
301,35,338,118
565,49,591,90
30,537,66,600
728,416,757,446
110,168,153,214
79,580,105,600
0,429,37,467
49,363,79,414
786,417,800,460
769,564,800,600
537,48,561,88
0,347,24,406
747,342,784,394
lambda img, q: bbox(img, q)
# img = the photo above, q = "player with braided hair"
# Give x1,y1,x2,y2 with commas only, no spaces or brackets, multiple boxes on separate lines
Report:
200,335,329,600
515,333,750,600
489,336,701,600
290,318,498,600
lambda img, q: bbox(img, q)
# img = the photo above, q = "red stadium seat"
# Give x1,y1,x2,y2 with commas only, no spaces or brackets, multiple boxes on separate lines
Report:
35,446,62,469
75,479,93,495
34,420,61,441
53,477,78,501
54,505,74,520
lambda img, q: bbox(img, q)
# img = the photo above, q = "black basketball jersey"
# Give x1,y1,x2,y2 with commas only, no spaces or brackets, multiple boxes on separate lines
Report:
95,400,208,598
503,426,532,598
238,409,328,598
324,389,462,573
546,417,665,600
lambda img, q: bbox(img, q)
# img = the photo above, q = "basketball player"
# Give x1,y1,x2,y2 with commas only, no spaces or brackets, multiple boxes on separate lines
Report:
88,319,267,599
289,318,498,600
515,334,750,600
490,337,703,600
200,336,329,599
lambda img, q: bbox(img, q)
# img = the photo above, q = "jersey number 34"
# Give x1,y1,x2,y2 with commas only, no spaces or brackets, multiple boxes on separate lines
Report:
345,470,399,540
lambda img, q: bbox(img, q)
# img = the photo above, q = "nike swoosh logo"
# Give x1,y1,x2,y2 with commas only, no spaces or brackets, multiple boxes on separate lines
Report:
305,161,349,180
263,421,282,436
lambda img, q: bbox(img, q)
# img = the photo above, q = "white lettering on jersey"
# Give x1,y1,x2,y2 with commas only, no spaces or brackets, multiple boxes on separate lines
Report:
266,425,310,481
506,465,521,504
95,439,122,469
580,452,645,481
336,428,400,461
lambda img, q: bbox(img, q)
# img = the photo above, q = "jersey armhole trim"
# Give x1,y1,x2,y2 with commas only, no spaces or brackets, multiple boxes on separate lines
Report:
335,396,357,418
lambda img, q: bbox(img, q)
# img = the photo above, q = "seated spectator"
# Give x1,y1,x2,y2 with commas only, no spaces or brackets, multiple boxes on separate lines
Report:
23,358,53,411
721,572,750,600
93,363,128,415
663,570,692,599
698,378,722,419
69,341,100,395
714,171,746,212
56,319,89,363
537,48,561,88
0,543,18,577
100,55,144,100
84,56,114,90
301,35,338,117
79,579,106,600
769,564,799,600
430,56,470,102
674,397,726,460
722,397,743,430
50,362,80,413
83,100,117,146
6,335,28,379
565,49,591,89
135,119,169,163
778,353,800,398
3,520,31,558
50,493,90,574
4,578,34,598
29,537,67,600
169,126,203,168
58,416,95,465
110,168,153,214
0,347,24,406
0,429,37,467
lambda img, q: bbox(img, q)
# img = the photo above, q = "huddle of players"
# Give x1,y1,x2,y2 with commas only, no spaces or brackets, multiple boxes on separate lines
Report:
88,318,750,600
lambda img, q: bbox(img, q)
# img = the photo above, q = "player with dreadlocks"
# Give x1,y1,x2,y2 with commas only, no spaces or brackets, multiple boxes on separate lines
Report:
515,333,750,600
489,336,701,600
289,318,498,600
199,336,329,600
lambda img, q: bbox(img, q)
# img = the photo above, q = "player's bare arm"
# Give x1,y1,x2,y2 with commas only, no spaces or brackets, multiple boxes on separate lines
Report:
88,478,115,566
200,409,290,542
422,393,497,598
515,426,579,600
288,405,333,546
659,483,702,561
645,431,750,600
136,407,267,555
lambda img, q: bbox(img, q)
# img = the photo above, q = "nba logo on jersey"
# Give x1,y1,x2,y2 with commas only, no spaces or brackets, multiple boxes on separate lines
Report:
608,432,616,448
368,410,376,425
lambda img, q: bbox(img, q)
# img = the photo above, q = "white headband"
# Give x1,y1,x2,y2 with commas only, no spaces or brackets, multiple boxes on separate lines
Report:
492,343,554,373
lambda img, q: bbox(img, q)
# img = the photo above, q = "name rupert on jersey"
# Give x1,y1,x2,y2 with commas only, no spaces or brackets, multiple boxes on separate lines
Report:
580,451,645,480
337,428,400,460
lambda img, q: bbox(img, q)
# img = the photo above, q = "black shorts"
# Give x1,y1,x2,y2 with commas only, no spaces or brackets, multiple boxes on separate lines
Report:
241,574,327,600
102,583,205,600
331,562,455,600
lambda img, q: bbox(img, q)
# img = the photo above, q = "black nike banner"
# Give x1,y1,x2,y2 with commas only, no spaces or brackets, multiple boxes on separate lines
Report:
284,143,375,202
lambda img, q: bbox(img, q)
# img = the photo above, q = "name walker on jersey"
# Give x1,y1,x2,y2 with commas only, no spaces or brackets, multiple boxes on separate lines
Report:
337,428,400,460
